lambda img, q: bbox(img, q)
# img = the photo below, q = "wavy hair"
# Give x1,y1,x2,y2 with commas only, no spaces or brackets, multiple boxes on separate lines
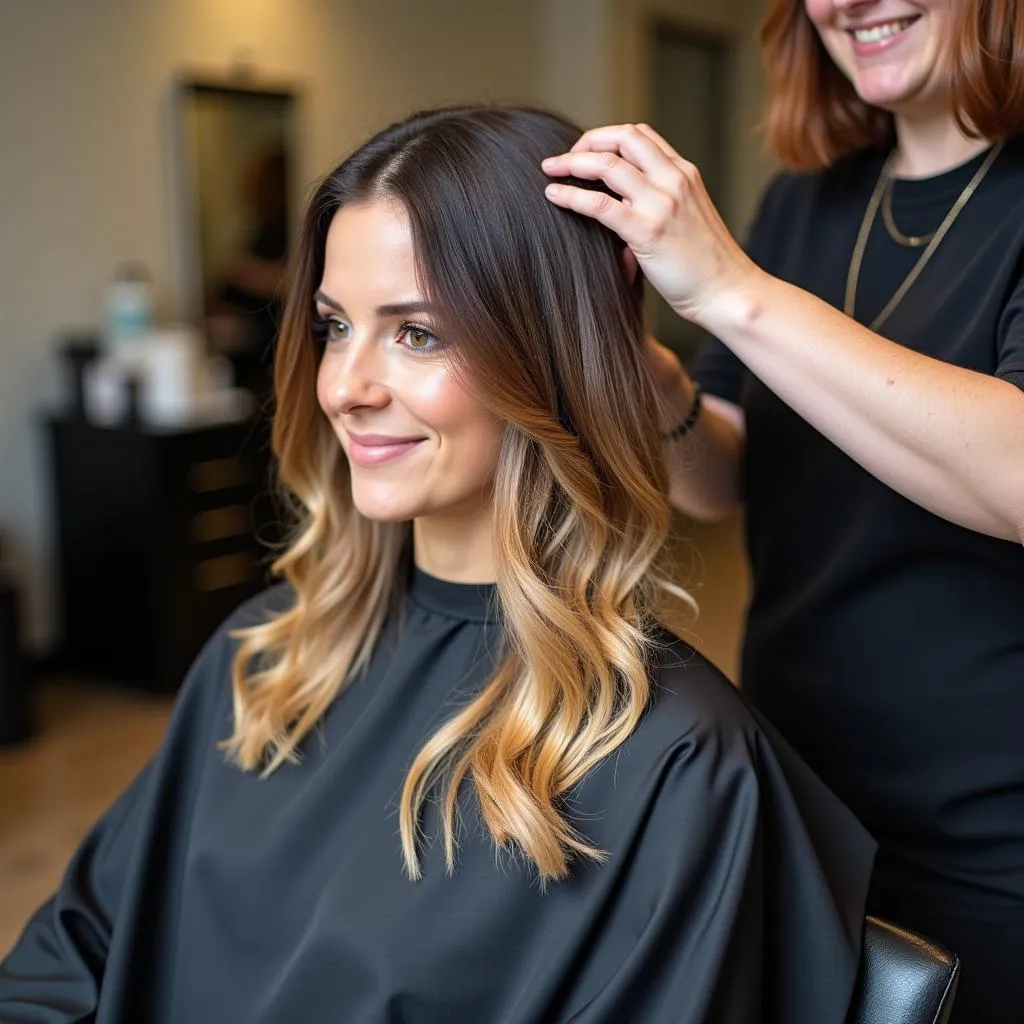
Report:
761,0,1024,170
223,106,689,883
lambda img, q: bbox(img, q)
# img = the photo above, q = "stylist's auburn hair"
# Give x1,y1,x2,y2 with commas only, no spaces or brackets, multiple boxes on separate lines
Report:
222,106,691,884
762,0,1024,170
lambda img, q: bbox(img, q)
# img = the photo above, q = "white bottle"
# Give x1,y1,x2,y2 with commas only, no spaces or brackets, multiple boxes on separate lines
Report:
104,262,154,357
140,325,202,426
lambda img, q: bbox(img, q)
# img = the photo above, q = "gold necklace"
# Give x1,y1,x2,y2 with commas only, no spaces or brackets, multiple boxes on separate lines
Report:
881,176,934,247
844,141,1005,332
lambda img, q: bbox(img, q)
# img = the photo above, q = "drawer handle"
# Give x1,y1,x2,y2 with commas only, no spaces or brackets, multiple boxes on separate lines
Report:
187,457,253,493
193,552,256,592
190,505,251,543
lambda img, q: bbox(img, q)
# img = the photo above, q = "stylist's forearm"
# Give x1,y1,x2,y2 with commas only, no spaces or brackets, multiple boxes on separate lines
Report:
699,271,1024,542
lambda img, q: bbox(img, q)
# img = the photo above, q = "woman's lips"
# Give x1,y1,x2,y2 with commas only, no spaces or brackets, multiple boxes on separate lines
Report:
346,433,425,468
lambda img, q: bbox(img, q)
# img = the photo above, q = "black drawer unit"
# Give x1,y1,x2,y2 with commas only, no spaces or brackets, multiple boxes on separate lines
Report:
46,414,277,692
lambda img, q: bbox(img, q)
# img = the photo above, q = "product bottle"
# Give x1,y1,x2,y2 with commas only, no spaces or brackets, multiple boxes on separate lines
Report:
104,261,154,357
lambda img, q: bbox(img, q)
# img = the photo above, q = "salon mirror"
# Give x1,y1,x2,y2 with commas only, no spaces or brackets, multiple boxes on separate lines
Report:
175,77,299,395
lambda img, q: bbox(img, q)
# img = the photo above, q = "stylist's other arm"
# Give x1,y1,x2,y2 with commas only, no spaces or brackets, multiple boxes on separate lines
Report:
644,328,745,521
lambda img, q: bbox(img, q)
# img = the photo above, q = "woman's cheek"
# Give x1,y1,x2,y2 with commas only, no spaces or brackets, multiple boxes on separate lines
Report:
401,365,470,428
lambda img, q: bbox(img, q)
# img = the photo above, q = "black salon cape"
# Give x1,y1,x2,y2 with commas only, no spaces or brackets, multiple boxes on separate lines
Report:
0,570,874,1023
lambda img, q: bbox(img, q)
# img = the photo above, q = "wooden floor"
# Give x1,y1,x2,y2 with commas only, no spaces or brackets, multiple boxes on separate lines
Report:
0,681,173,957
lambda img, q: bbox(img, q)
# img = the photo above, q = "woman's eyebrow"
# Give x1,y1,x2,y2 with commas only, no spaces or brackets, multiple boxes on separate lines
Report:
313,290,438,321
314,289,434,319
374,300,434,318
313,288,343,311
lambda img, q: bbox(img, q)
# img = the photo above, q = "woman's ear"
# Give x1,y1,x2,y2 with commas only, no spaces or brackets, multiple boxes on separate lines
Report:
620,245,639,285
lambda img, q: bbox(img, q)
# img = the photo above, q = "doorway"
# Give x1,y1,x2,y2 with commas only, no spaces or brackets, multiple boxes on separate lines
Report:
648,22,731,364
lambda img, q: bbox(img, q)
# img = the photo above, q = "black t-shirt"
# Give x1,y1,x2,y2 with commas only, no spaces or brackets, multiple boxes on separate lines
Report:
691,139,1024,902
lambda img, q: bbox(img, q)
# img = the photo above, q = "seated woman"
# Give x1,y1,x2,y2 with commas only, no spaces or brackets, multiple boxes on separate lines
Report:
0,107,875,1023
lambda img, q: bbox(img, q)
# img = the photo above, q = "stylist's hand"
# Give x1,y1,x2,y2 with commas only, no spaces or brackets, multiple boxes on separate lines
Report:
542,123,759,325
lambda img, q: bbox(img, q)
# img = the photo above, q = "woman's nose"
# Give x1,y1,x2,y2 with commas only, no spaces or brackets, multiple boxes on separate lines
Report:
320,339,391,416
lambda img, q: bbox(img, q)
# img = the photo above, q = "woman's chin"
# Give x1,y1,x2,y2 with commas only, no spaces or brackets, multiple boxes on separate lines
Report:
852,70,937,117
351,493,420,524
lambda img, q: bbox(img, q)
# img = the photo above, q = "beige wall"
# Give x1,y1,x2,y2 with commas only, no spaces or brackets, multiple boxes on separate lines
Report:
539,0,616,129
1,0,769,664
0,0,545,647
538,0,776,228
609,0,776,228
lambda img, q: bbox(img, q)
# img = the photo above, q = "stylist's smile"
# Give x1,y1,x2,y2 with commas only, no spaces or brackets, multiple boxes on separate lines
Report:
846,16,921,56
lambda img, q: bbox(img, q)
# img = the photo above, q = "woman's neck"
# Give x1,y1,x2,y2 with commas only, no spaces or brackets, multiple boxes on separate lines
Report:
891,111,992,179
413,508,495,583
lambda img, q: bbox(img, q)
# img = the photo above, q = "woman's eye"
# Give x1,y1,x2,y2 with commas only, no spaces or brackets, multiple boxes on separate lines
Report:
326,319,351,342
401,325,440,352
313,315,351,344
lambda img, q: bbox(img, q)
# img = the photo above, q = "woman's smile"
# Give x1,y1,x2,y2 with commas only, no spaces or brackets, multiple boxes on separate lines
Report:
345,431,426,468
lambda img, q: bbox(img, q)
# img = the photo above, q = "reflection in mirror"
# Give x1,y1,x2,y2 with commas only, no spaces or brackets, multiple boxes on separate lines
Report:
176,79,299,399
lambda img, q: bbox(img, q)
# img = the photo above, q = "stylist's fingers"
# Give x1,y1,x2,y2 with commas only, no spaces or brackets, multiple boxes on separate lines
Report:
552,123,682,192
567,123,700,191
542,182,636,240
570,123,630,153
633,123,685,164
541,149,671,212
571,122,677,159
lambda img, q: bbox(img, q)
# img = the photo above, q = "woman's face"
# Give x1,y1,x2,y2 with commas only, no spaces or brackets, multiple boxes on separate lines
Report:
805,0,952,117
315,199,504,525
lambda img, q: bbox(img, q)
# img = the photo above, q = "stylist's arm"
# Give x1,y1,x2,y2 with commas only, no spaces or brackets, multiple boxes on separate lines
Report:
542,123,1024,542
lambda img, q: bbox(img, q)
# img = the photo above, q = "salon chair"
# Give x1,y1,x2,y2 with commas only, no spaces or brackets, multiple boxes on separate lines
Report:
848,916,959,1024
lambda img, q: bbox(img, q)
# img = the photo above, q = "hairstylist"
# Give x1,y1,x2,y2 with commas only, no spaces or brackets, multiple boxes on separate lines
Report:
542,2,1024,1020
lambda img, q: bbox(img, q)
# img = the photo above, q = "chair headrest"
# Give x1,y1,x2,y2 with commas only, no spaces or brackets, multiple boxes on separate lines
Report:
848,916,959,1024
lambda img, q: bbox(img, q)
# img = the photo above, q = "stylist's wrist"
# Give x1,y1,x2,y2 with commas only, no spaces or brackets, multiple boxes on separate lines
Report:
687,263,769,339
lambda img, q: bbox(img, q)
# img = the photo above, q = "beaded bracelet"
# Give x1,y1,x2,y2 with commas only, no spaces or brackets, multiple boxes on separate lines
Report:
663,381,704,441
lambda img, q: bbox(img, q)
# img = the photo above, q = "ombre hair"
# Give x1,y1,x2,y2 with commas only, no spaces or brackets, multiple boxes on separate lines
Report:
223,106,690,883
761,0,1024,170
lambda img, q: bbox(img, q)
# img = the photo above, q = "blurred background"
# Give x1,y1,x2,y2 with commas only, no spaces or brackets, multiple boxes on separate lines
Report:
0,0,772,953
